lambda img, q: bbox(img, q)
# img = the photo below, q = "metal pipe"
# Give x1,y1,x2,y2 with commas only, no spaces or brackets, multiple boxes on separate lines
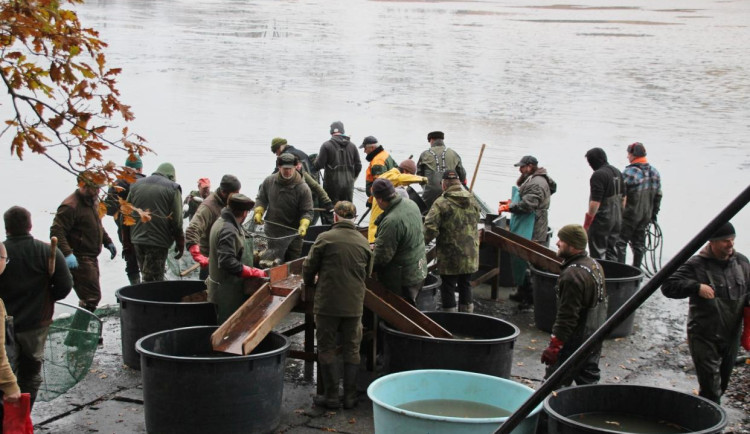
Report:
496,183,750,434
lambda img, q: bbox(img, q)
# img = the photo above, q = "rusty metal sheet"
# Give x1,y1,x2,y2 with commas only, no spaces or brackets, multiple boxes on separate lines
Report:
365,278,453,338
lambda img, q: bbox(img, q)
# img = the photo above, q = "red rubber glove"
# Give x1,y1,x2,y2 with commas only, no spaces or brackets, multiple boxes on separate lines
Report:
583,213,595,230
498,203,510,214
742,306,750,351
240,265,267,279
541,336,564,365
188,245,209,268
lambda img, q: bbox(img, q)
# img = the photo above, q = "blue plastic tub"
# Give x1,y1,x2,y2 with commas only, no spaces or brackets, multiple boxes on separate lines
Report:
367,369,541,434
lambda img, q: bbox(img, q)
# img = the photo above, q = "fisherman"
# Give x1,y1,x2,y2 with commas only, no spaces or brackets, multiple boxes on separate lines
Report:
661,222,750,404
313,121,361,224
254,153,313,263
183,178,211,222
371,178,427,305
271,138,334,224
499,155,557,307
127,162,185,282
416,131,467,210
583,148,624,260
186,175,242,280
615,142,662,268
50,172,116,312
0,242,22,408
0,207,72,407
424,170,480,313
361,135,397,206
303,201,372,410
541,224,607,387
207,194,266,323
104,155,146,285
367,158,426,243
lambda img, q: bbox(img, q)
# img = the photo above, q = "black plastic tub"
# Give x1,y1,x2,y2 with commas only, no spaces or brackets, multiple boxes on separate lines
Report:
530,259,644,338
136,326,289,434
381,312,519,378
416,273,441,311
544,384,727,434
115,280,217,370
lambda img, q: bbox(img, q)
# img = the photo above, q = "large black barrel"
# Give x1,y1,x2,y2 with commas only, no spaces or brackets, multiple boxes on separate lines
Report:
137,326,289,434
115,280,217,370
415,273,441,311
381,312,519,378
530,259,644,338
544,384,726,434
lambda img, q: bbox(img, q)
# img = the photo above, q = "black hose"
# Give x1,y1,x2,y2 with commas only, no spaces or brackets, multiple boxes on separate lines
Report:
642,220,663,278
495,183,750,434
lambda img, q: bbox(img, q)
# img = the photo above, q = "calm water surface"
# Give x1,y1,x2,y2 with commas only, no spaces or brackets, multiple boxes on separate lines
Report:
1,0,748,306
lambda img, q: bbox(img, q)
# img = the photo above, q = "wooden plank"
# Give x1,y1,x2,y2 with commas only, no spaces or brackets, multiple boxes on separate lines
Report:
482,228,562,274
365,277,453,339
363,289,432,337
211,282,271,354
241,288,300,355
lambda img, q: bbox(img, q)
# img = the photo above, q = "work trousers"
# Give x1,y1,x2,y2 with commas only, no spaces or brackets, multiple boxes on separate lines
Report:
135,244,168,282
116,221,140,278
315,315,362,365
13,325,49,407
587,196,621,261
689,333,739,404
616,215,649,267
440,274,472,309
71,256,101,311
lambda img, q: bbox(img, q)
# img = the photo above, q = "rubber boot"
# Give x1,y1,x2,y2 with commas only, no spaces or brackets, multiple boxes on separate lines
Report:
313,363,341,409
343,363,359,409
632,251,644,269
127,273,141,285
441,306,457,312
459,303,474,313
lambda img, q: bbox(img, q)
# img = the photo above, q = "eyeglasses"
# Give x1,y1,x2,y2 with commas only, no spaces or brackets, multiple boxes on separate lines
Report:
0,256,8,264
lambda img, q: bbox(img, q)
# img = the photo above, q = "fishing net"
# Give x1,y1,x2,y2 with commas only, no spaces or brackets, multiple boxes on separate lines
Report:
243,220,298,268
37,302,102,402
166,242,199,279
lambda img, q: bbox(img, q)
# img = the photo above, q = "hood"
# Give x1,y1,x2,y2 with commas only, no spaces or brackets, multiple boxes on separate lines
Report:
585,148,608,170
154,163,176,181
331,135,353,148
532,167,557,195
442,185,474,207
697,244,734,263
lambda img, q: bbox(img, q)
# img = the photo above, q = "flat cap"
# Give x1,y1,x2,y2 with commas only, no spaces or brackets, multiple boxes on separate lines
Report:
360,136,378,149
442,170,460,180
228,193,255,211
334,201,357,219
277,153,298,168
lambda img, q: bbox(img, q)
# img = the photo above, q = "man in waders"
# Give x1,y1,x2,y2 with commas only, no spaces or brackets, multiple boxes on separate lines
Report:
51,173,116,312
424,170,480,313
583,148,624,260
615,142,662,268
500,155,557,308
541,224,607,387
207,194,266,323
186,175,241,280
313,121,361,224
127,162,185,282
105,155,145,285
1,206,72,407
662,222,750,404
416,131,467,211
371,178,427,305
303,201,372,409
254,153,314,263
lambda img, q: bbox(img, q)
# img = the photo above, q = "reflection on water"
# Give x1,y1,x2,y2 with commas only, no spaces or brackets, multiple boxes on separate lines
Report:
1,0,748,306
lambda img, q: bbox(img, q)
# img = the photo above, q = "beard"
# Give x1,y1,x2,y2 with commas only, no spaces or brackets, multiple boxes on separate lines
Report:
516,172,530,187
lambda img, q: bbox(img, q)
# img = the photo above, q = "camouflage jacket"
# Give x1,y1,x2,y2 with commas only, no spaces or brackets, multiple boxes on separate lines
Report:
373,195,428,289
553,252,607,343
424,185,480,275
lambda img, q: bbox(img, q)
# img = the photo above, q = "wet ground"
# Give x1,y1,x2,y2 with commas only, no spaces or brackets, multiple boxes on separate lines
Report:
30,282,750,433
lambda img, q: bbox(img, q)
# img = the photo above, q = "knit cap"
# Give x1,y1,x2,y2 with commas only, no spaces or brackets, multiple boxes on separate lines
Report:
558,224,588,250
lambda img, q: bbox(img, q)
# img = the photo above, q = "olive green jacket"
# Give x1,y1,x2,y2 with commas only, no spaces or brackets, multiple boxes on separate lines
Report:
553,252,607,343
424,184,480,275
373,195,428,290
185,190,227,255
303,220,373,317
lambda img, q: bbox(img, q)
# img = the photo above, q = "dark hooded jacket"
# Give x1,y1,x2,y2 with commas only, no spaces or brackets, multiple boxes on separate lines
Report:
128,164,184,248
423,184,480,275
509,167,557,244
314,135,362,203
586,148,624,259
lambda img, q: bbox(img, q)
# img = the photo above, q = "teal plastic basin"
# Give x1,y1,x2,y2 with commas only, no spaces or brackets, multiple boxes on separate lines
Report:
367,369,541,434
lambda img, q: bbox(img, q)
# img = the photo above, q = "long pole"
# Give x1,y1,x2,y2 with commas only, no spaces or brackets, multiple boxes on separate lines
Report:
496,183,750,434
469,144,486,192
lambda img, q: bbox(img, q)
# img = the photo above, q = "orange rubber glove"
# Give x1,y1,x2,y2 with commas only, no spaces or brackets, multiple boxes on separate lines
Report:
541,336,564,365
583,213,595,230
742,307,750,351
188,245,209,268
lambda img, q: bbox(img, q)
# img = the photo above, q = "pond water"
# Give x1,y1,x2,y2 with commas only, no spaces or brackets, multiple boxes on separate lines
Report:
1,0,748,306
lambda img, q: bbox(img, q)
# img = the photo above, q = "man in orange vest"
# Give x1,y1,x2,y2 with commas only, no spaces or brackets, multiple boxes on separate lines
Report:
361,136,397,209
